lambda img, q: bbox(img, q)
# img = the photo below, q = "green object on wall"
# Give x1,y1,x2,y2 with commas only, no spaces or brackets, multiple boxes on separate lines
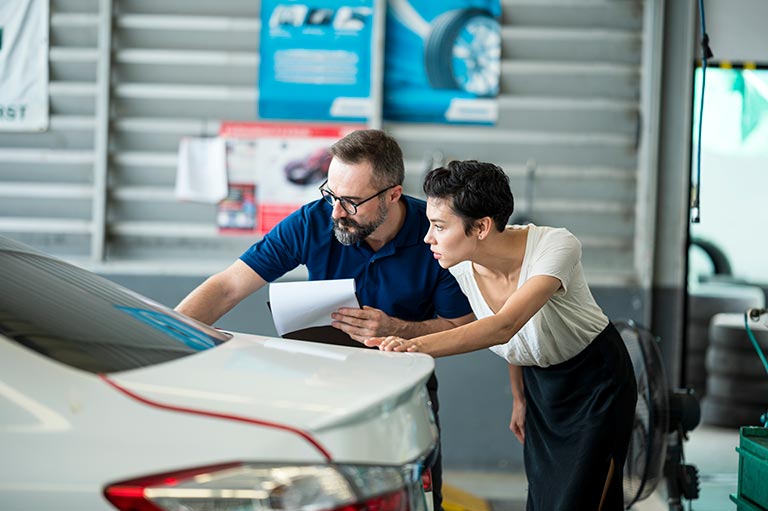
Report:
729,69,768,142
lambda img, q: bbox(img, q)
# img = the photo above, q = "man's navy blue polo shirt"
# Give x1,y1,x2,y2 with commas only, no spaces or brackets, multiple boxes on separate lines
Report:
239,195,472,322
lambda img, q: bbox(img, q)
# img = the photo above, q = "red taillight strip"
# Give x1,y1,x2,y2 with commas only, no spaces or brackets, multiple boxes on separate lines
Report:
98,374,332,461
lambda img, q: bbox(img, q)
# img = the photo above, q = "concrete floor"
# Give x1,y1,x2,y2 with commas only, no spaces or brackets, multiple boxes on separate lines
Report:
443,424,743,511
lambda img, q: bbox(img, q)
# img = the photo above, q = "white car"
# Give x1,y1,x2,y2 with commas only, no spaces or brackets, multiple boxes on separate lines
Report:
0,236,438,511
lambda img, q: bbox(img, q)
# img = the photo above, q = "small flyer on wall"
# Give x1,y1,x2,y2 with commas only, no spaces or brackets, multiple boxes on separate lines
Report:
258,0,375,121
218,122,361,236
217,183,258,235
0,0,50,132
384,0,501,124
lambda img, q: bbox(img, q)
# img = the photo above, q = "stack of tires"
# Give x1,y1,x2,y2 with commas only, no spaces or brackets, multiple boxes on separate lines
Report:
702,313,768,427
686,283,765,399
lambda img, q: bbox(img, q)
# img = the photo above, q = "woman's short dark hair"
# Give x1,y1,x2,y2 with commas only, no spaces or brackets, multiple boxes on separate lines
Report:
423,160,515,234
330,129,404,189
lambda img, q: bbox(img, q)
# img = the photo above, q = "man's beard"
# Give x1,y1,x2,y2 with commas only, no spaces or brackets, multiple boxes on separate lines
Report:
333,200,388,245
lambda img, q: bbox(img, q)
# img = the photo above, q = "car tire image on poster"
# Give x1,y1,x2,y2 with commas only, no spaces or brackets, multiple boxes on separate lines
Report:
423,8,500,97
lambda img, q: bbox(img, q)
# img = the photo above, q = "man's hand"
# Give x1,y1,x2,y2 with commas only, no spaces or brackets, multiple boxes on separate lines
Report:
331,306,401,342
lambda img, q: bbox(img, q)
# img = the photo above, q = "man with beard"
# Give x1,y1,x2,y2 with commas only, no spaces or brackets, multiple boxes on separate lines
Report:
175,129,474,510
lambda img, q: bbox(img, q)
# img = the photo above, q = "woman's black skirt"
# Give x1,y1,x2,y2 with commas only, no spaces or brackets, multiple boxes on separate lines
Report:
523,321,637,511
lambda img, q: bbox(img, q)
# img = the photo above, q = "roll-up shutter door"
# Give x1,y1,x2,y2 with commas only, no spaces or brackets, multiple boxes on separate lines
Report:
0,0,660,287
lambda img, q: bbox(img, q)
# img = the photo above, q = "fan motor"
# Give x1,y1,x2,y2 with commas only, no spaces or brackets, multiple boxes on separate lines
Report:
668,388,701,433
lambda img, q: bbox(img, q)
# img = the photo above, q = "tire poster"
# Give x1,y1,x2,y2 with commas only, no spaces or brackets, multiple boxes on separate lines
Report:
0,0,49,132
258,0,375,122
217,122,361,236
384,0,501,124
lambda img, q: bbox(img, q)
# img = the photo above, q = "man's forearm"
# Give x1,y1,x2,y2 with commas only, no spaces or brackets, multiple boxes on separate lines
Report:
175,260,267,326
175,280,234,326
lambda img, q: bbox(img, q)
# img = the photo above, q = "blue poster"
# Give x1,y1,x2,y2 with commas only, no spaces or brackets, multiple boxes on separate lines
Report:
384,0,501,124
259,1,375,121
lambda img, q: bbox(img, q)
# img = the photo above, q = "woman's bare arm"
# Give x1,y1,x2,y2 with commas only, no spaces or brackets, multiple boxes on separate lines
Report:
365,274,562,357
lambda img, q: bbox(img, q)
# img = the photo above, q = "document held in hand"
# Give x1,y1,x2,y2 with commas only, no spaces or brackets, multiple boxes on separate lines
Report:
268,279,362,347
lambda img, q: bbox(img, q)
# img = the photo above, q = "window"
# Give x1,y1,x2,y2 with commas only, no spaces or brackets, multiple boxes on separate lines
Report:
689,66,768,284
0,237,231,374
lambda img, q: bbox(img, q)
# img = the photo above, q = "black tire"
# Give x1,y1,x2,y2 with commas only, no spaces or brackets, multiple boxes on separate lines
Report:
706,345,768,379
706,375,768,405
709,313,768,352
424,8,498,94
687,283,765,322
690,237,732,275
701,396,767,428
686,285,764,399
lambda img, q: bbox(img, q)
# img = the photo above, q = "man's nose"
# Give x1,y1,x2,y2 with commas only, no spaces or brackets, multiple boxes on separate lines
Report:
330,199,347,219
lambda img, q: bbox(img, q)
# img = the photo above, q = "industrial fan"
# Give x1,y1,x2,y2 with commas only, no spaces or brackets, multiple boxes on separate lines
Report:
617,321,702,511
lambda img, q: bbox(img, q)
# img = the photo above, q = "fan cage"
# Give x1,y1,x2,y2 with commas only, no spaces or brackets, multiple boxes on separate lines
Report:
617,321,670,507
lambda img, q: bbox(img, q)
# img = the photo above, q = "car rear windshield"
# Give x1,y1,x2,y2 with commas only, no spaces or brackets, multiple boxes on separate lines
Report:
0,237,231,374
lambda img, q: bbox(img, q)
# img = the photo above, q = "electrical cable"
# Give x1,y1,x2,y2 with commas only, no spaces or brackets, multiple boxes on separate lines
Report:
744,309,768,377
691,0,714,224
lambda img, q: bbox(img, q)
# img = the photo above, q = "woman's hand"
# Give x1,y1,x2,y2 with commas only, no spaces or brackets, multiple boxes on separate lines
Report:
509,396,526,444
364,335,421,352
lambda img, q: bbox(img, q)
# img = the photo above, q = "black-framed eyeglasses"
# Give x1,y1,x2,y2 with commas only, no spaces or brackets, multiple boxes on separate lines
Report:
318,179,395,215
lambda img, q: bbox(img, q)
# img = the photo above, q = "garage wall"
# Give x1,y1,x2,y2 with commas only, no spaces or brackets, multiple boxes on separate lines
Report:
1,0,659,289
0,0,665,470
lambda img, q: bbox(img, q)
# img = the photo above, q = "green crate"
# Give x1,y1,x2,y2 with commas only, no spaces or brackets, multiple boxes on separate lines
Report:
731,493,767,511
731,426,768,511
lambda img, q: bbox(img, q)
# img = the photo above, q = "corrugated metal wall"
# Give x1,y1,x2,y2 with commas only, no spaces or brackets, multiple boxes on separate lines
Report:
0,0,659,288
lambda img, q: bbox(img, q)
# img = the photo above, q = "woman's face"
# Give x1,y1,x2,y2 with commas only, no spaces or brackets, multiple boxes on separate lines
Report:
424,197,474,268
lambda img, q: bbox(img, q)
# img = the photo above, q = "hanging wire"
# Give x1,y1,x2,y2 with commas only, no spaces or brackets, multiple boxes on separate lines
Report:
744,309,768,376
691,0,714,223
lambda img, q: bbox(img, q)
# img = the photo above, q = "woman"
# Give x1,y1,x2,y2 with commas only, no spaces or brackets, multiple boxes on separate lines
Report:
365,160,637,511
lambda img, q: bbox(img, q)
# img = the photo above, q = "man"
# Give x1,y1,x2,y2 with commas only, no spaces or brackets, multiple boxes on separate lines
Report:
176,129,474,510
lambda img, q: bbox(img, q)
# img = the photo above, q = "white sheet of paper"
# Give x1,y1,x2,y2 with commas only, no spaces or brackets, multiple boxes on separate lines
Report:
269,279,359,336
174,137,228,204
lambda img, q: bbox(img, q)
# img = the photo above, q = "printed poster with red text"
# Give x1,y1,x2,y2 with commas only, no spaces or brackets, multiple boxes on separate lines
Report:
218,122,361,236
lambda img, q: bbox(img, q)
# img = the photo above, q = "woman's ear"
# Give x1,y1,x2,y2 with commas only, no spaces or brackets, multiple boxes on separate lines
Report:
475,217,493,240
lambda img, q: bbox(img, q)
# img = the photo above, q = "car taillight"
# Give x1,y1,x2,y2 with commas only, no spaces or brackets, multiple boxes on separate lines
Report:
420,468,434,511
421,468,432,492
104,462,427,511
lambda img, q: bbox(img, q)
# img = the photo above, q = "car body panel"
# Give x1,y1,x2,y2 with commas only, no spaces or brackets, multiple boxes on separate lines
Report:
108,332,438,464
0,339,325,510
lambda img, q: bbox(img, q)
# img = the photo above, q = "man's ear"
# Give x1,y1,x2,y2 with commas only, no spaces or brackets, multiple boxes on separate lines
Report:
388,185,403,203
